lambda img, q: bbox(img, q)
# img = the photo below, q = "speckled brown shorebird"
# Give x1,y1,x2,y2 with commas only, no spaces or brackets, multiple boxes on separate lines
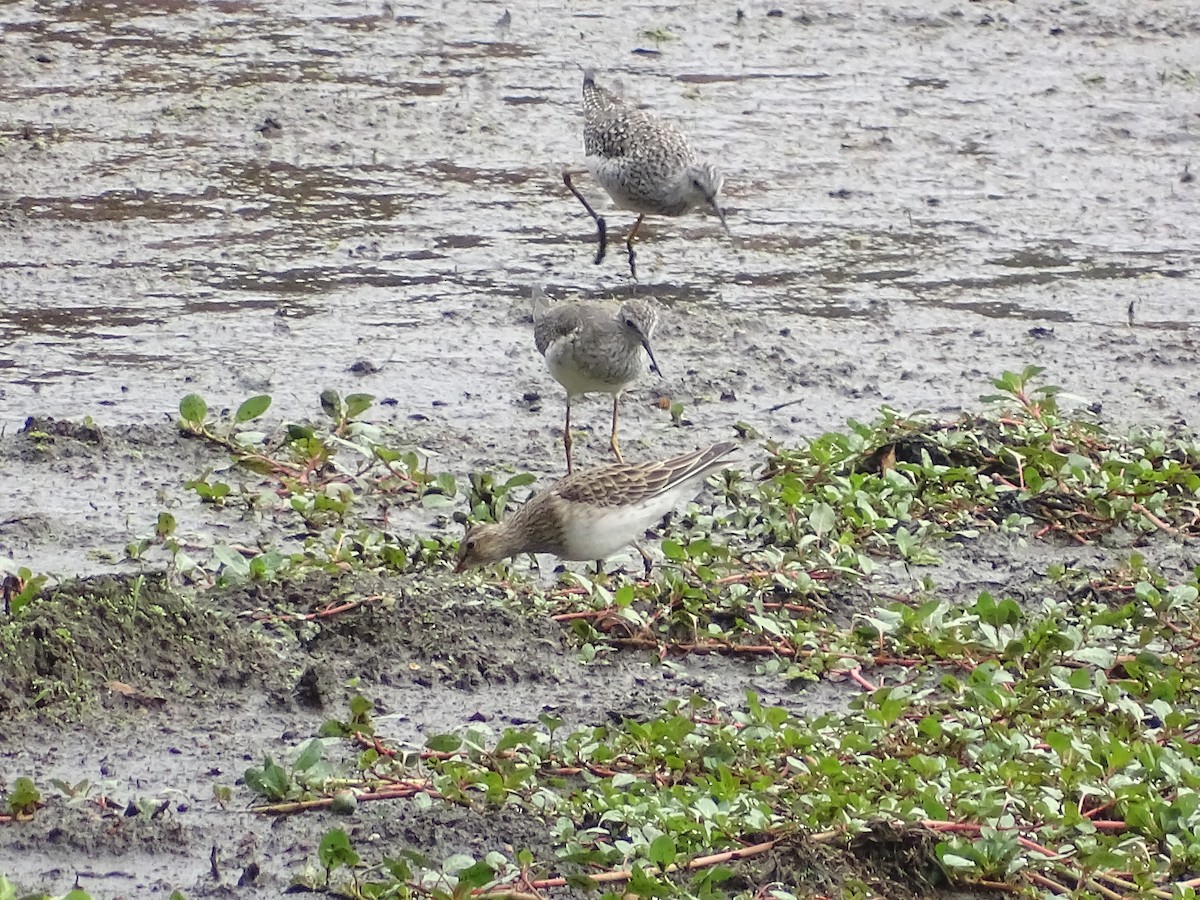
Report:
563,69,730,280
532,287,661,474
454,440,739,574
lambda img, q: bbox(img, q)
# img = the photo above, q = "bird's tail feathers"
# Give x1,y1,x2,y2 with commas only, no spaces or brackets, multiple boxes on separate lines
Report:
530,284,551,320
668,440,744,486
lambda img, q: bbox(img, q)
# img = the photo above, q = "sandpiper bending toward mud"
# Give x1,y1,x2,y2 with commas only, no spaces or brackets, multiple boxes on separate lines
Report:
454,440,740,573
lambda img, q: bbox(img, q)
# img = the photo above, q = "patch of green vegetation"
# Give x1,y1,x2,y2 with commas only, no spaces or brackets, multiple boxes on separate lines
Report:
0,777,41,819
1,561,47,616
203,368,1200,897
157,369,1199,625
244,544,1200,898
464,367,1200,674
640,27,677,45
139,390,458,585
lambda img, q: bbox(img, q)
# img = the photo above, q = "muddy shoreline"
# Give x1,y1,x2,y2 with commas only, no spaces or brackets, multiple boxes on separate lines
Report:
2,0,1199,895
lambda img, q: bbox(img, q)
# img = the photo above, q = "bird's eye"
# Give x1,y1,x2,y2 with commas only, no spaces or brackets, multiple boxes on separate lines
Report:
466,539,477,550
625,318,636,328
692,178,703,190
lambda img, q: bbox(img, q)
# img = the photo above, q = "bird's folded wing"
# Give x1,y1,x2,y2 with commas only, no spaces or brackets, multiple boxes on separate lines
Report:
533,307,582,356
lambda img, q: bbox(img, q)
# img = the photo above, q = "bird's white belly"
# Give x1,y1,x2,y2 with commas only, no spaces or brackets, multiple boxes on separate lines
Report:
558,491,688,560
546,341,627,395
559,509,649,560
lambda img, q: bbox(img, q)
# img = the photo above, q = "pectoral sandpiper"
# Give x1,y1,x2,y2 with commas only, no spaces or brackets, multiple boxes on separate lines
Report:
454,440,740,573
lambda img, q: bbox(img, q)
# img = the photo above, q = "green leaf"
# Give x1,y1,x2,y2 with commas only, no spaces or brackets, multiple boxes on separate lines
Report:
939,852,976,870
442,853,477,874
244,758,291,801
661,540,686,562
179,393,207,425
455,860,496,890
8,572,47,616
502,472,537,490
344,393,375,419
235,394,272,423
292,738,324,773
155,512,176,539
318,828,360,872
1068,647,1116,669
286,423,315,441
613,583,635,609
6,776,41,815
212,544,250,576
809,502,836,535
320,390,344,420
426,734,463,754
648,833,676,868
348,694,374,729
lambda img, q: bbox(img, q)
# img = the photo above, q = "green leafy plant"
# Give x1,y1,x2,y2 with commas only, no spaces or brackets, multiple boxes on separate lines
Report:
244,739,332,803
1,563,47,616
4,777,41,817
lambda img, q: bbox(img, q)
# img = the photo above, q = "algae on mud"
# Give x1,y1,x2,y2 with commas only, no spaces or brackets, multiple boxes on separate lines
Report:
0,574,277,716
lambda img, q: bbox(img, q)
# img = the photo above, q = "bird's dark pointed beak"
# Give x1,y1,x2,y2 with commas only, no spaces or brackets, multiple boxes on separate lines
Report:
643,339,663,378
710,198,730,236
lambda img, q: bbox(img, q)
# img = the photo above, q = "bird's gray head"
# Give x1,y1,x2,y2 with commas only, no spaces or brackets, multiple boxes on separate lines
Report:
682,163,729,234
454,522,507,572
618,299,662,377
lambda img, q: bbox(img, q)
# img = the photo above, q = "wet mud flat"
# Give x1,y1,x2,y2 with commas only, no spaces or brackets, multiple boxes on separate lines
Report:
1,0,1199,895
0,0,1196,440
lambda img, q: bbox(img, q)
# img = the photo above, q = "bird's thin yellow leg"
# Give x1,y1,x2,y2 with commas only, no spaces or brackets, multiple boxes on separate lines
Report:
625,214,645,281
563,401,574,474
563,169,607,265
609,396,624,463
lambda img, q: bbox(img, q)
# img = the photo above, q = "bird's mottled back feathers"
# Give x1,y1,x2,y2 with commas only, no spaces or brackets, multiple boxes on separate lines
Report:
581,70,696,166
553,441,738,507
454,441,742,568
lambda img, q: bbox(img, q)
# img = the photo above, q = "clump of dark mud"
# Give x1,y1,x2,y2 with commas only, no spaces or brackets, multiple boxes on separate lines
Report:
0,574,280,716
7,415,107,464
20,416,105,446
215,570,573,707
725,822,950,900
1,570,569,719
